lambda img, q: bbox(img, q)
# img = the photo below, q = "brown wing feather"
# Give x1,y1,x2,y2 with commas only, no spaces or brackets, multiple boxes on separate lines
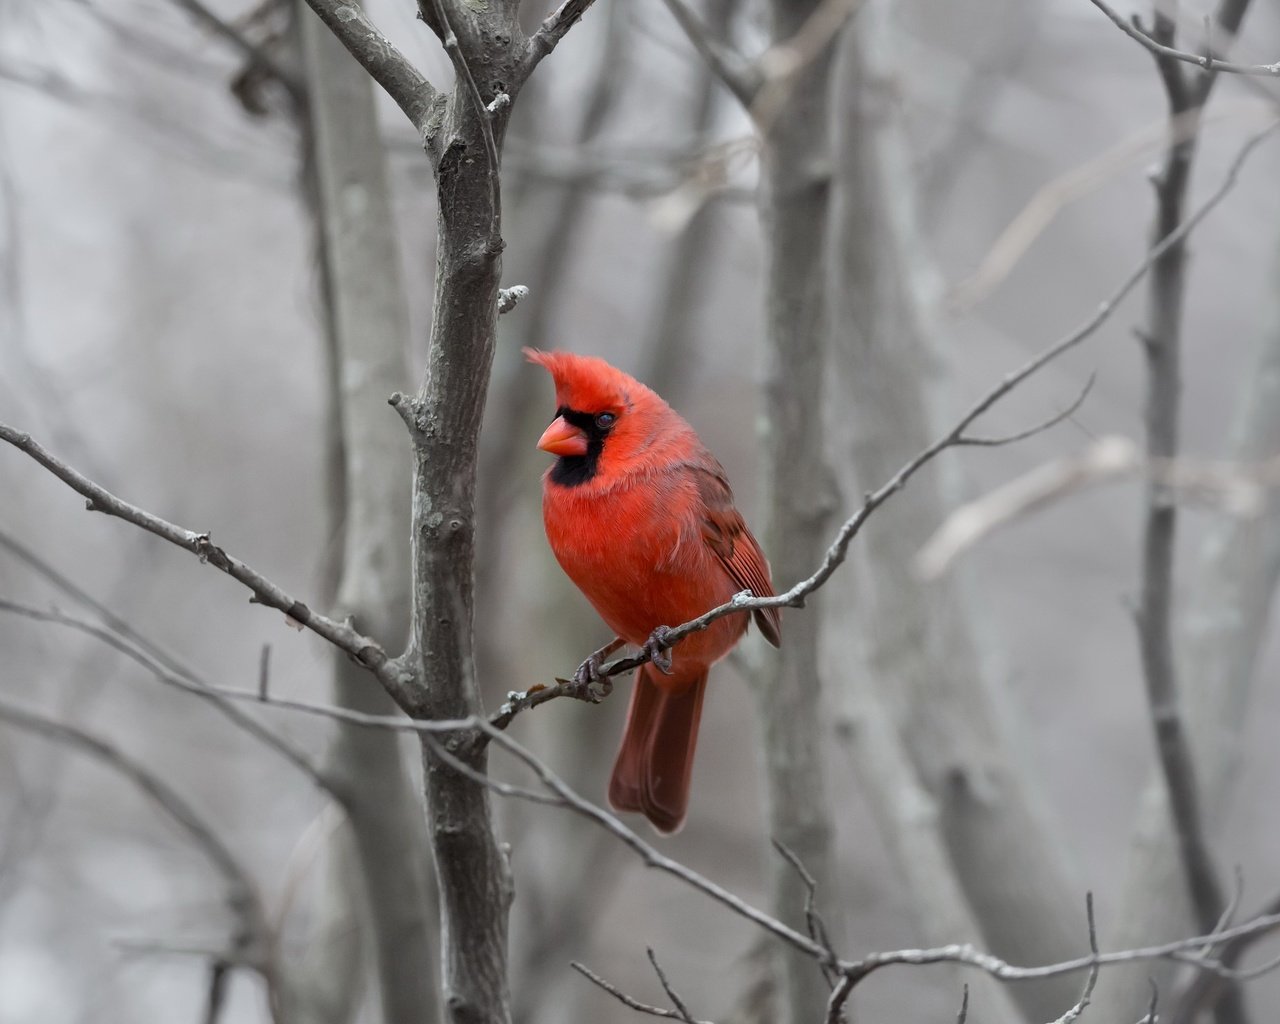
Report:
692,463,782,648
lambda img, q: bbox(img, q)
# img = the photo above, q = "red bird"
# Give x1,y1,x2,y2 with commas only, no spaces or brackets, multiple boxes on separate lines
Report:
527,349,781,833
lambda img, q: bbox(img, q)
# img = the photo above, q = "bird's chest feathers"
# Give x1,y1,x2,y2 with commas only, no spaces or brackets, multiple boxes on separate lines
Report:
543,475,694,586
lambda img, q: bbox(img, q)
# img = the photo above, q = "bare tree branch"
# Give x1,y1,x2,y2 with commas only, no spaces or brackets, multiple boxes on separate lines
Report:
524,0,600,72
0,423,415,703
952,373,1095,448
656,0,761,105
296,0,441,136
1088,0,1279,79
770,839,839,986
1051,896,1101,1024
646,948,698,1024
570,961,716,1024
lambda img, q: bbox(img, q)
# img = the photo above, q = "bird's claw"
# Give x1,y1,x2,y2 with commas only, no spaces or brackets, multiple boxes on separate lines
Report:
644,626,675,675
571,653,613,702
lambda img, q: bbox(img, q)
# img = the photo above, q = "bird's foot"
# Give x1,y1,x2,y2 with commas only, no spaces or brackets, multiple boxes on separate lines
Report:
571,637,624,702
643,626,675,676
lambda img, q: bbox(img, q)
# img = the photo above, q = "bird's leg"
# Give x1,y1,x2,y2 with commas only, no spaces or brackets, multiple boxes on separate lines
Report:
573,636,625,700
643,625,675,676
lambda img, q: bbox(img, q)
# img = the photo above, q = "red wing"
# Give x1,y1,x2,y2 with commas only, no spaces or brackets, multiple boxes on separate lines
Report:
692,464,782,647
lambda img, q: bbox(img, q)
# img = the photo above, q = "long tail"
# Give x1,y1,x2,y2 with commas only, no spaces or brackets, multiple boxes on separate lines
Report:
607,664,708,834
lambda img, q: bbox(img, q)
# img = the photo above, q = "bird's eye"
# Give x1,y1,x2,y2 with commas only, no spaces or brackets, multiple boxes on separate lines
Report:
595,412,617,430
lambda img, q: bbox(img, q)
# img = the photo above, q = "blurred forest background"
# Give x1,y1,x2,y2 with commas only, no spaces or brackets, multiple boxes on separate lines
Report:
3,0,1280,1022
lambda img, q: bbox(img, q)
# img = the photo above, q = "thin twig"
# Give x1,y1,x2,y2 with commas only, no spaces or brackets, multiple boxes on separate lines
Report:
953,373,1095,448
1138,981,1160,1023
1051,894,1101,1024
772,839,840,986
571,961,716,1023
646,948,697,1023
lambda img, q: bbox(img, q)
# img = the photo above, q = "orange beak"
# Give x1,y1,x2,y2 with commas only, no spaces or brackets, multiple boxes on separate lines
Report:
536,415,589,457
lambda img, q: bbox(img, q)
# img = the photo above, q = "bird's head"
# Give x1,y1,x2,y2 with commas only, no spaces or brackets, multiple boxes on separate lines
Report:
524,348,679,488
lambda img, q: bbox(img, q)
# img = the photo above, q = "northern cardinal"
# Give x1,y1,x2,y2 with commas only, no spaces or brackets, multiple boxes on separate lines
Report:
527,349,781,833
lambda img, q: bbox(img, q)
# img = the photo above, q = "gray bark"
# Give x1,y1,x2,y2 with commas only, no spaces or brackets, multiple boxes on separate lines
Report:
825,5,1083,1018
294,7,439,1022
754,4,840,1021
399,10,529,1022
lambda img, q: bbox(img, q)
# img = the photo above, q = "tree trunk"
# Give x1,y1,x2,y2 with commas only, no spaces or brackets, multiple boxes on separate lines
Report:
403,15,527,1020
